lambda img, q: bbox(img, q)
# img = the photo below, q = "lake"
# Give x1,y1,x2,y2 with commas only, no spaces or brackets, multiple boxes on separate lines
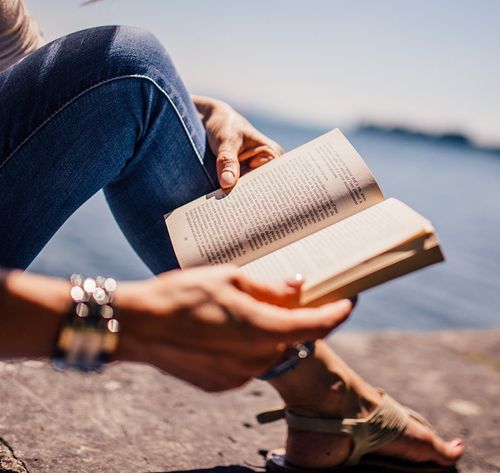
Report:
29,118,500,331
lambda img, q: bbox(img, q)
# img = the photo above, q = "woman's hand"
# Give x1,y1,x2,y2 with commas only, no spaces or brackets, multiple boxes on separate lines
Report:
115,265,353,392
192,95,285,190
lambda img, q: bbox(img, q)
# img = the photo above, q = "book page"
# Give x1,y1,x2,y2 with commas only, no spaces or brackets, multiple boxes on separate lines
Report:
240,198,435,288
166,129,384,268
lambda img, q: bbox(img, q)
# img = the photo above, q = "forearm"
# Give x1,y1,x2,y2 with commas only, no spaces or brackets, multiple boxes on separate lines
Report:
0,270,70,359
0,269,151,364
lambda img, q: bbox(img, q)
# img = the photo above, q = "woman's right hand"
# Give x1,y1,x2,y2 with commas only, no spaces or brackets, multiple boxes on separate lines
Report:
115,265,354,392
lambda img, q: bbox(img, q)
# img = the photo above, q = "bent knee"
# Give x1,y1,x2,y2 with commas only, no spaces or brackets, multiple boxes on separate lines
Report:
64,25,174,81
108,26,175,78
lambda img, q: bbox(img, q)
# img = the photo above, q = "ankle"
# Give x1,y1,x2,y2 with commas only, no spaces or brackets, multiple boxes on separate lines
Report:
268,341,381,419
269,343,352,417
275,371,351,418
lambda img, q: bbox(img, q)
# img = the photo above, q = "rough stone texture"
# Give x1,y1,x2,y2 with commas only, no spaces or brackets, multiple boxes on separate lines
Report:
0,437,28,473
0,330,498,473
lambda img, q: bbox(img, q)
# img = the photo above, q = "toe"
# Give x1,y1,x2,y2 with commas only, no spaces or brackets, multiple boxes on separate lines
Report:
431,437,465,466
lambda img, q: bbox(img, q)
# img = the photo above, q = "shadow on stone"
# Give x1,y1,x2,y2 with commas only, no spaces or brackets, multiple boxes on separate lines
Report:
160,467,257,473
162,465,459,473
339,465,460,473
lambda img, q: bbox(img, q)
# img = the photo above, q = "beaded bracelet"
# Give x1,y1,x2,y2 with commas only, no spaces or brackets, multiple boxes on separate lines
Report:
258,341,315,381
52,274,120,372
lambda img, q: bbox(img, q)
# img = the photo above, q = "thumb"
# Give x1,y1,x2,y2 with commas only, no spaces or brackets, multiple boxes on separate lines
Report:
216,140,241,189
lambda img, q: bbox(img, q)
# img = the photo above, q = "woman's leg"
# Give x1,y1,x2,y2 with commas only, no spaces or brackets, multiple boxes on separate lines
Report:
0,26,217,273
268,340,464,468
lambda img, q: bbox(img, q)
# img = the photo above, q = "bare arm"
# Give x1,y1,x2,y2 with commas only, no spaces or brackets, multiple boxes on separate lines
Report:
0,267,353,391
0,270,70,358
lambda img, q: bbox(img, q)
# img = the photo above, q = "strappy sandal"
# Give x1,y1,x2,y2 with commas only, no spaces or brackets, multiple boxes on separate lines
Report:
257,390,456,473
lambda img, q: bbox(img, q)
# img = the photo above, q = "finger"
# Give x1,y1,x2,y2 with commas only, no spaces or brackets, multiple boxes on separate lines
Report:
285,273,304,291
238,144,277,162
249,154,274,169
244,140,284,162
217,139,242,190
300,293,359,308
250,298,354,342
273,141,285,156
242,127,285,157
232,272,302,308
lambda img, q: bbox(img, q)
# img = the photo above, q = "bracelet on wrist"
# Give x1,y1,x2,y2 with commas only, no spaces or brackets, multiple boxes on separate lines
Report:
52,274,120,372
258,341,315,381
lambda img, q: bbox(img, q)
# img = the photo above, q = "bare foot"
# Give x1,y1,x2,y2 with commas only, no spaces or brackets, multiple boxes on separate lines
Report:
269,341,464,469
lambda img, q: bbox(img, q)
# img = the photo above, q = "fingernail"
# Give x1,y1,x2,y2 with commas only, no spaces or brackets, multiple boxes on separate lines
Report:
285,273,304,289
451,439,463,448
220,171,235,188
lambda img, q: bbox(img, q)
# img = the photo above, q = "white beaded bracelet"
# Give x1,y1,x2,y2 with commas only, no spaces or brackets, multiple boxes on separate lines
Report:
52,274,120,372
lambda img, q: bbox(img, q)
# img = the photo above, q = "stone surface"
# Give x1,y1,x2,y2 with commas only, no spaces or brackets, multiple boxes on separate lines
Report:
0,330,499,473
0,437,28,473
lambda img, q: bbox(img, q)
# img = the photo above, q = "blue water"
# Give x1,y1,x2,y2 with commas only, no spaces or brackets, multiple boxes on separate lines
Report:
29,119,500,331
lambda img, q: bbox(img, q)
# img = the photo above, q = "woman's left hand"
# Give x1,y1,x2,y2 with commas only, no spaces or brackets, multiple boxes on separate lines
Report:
192,95,285,190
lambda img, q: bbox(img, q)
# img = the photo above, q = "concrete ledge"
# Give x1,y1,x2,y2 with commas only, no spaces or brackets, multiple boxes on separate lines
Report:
1,330,499,473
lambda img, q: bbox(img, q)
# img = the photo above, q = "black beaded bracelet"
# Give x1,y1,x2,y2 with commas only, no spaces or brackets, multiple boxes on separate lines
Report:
52,274,120,372
258,341,315,381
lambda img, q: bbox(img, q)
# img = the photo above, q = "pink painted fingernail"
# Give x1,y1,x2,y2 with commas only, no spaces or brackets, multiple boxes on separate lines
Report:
285,273,304,289
451,439,463,447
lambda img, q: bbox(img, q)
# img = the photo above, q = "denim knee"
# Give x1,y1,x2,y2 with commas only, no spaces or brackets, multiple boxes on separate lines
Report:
0,25,195,168
74,25,186,116
50,25,176,88
104,26,176,81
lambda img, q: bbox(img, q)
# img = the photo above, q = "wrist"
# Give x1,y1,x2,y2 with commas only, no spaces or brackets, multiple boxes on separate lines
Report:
52,274,122,372
113,280,151,317
191,95,230,121
112,281,155,364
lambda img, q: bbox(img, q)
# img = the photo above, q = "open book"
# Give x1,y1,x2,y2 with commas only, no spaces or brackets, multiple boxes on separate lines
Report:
165,129,443,305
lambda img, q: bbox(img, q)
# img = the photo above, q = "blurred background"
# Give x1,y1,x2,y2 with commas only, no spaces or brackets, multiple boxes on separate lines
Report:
26,0,500,331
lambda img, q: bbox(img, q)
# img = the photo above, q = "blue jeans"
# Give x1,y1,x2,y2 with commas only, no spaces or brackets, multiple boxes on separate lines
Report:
0,26,218,274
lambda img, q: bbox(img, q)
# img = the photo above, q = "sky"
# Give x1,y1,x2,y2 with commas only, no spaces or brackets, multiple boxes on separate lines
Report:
25,0,500,146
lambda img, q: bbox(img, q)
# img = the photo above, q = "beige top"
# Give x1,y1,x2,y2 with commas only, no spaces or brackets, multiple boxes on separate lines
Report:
0,0,43,71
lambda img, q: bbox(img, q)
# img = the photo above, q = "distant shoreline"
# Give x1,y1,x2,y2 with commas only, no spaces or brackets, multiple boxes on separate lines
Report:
242,110,500,156
357,123,500,155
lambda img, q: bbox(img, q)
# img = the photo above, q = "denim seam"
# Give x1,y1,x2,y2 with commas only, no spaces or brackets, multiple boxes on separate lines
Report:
1,74,216,188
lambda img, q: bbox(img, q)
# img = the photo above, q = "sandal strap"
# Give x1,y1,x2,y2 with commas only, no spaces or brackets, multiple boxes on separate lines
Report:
285,392,410,466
